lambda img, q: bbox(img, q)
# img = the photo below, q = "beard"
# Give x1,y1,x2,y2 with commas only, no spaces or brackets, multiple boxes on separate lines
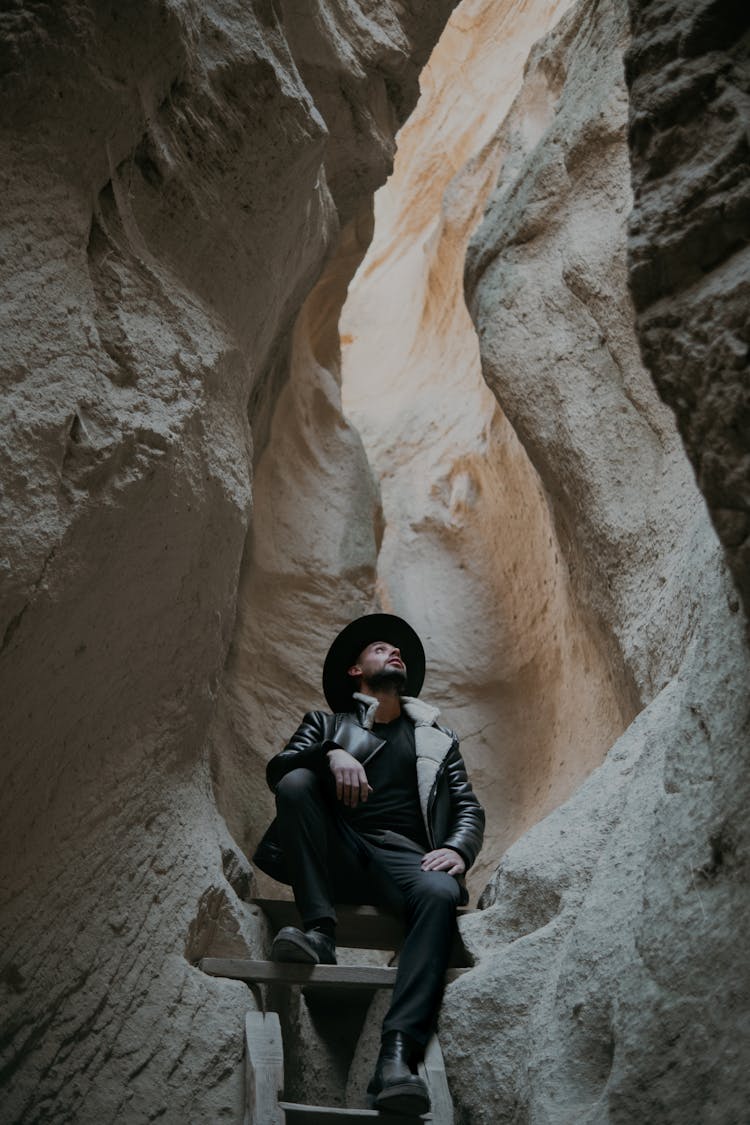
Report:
364,666,408,693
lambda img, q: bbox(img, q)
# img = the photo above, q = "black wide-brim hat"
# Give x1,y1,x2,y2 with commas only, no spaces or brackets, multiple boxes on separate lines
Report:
322,613,426,713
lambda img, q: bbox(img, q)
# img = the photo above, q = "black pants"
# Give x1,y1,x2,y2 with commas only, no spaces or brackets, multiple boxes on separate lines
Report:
275,767,461,1046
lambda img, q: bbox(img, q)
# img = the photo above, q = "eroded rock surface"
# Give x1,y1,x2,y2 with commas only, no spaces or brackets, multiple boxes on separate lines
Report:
341,0,634,894
447,581,750,1124
464,0,711,703
0,2,455,1120
2,0,748,1121
207,207,384,883
437,0,750,1120
626,0,750,618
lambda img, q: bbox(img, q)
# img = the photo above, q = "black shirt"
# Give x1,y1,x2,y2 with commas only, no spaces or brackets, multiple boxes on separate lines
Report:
338,713,429,849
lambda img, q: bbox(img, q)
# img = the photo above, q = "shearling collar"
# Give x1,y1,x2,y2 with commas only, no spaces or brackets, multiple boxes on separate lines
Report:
352,692,440,730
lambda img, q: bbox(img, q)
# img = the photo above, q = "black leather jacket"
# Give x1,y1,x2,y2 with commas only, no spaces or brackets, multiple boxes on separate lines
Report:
253,698,485,887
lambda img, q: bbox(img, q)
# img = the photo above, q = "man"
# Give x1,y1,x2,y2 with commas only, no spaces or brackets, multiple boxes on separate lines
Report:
253,613,485,1115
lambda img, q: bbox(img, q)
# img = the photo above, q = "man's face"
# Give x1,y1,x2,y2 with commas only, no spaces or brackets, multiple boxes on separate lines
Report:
348,640,407,692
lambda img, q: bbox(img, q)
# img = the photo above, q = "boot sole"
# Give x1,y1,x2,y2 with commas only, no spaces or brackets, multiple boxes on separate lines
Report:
270,934,319,963
374,1083,430,1116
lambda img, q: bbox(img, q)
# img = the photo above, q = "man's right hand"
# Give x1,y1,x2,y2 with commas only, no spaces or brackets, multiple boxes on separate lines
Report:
326,748,372,808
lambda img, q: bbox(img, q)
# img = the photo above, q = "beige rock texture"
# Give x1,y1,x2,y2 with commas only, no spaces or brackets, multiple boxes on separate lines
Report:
2,0,749,1121
0,2,456,1121
430,0,750,1120
626,0,750,620
206,207,384,894
215,0,750,1116
341,0,635,894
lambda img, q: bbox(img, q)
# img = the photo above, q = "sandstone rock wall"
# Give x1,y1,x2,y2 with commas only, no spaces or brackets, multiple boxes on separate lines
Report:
463,0,713,702
340,0,635,892
207,205,384,884
434,0,750,1120
2,0,748,1120
0,3,456,1120
228,1,749,1118
626,0,750,619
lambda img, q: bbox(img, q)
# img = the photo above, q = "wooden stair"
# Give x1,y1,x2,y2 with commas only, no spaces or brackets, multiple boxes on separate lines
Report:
201,900,465,1124
279,1102,427,1123
201,958,469,991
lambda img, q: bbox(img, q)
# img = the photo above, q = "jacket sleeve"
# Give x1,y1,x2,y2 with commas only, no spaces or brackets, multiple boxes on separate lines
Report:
266,711,338,792
441,737,485,871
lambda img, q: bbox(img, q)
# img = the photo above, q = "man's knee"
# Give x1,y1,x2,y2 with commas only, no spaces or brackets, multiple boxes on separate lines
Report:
275,767,320,806
413,870,462,911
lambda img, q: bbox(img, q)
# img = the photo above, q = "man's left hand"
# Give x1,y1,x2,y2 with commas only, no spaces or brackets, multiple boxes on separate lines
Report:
421,848,466,876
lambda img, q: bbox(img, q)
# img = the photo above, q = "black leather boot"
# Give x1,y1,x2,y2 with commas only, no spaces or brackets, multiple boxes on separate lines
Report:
270,926,337,965
367,1030,430,1115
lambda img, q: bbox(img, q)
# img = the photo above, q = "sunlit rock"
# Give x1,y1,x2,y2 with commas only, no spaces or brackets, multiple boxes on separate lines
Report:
341,0,637,891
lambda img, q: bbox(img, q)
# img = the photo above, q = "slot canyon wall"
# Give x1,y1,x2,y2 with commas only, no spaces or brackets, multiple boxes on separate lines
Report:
435,0,750,1122
339,0,644,890
627,0,750,621
337,0,750,1117
0,3,748,1125
0,2,456,1121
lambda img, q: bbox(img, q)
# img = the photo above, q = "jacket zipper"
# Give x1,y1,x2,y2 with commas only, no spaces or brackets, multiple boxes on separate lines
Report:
424,754,449,848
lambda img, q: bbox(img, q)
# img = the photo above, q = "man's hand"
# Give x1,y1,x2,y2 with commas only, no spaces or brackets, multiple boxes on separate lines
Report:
327,748,373,808
421,847,466,876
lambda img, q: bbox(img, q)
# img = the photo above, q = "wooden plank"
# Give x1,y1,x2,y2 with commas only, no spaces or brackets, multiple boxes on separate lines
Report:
280,1102,430,1123
253,899,473,963
201,958,469,991
245,1011,284,1125
419,1035,453,1125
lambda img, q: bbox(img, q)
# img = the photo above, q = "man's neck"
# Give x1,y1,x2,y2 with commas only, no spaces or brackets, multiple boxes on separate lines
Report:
361,686,402,724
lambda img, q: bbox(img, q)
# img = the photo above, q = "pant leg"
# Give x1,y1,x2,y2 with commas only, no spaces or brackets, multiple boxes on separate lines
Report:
274,768,372,926
275,775,459,1041
366,845,462,1046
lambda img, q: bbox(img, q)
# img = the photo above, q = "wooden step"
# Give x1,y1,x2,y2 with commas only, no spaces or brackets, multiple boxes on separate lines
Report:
280,1102,429,1123
254,899,473,962
202,957,469,991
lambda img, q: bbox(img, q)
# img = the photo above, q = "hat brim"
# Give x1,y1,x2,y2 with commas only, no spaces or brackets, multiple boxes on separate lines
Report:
322,613,426,713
